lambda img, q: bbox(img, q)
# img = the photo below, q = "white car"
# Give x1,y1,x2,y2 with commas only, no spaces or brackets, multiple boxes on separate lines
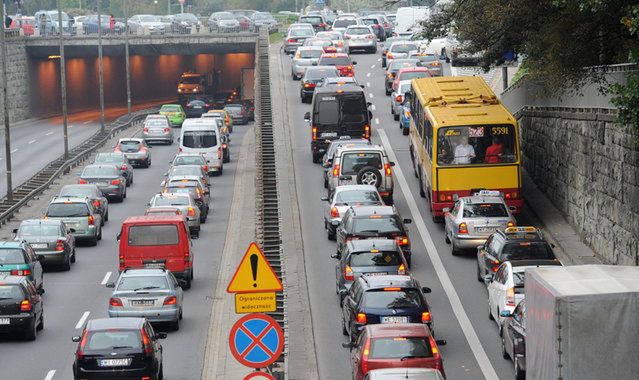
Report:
487,260,562,331
386,40,420,66
390,79,412,120
321,185,384,240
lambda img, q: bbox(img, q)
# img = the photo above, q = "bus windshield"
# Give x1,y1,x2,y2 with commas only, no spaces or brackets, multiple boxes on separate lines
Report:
436,125,517,166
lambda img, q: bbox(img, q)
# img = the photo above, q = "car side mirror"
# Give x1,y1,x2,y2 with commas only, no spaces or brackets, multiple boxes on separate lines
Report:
366,102,372,107
116,232,121,241
436,339,447,346
483,274,493,283
477,245,485,251
12,228,18,234
352,61,357,65
72,336,81,342
550,243,556,249
389,161,395,167
360,85,365,89
342,342,353,349
321,196,329,201
157,332,168,339
37,255,45,262
500,310,513,318
177,137,181,142
422,287,431,294
105,282,115,288
178,279,189,288
69,228,76,233
304,112,311,121
403,218,412,224
330,253,340,259
312,62,318,66
75,172,81,176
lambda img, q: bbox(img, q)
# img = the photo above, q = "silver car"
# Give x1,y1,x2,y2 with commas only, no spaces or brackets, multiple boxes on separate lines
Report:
79,164,127,202
291,46,325,80
163,164,209,187
344,25,377,53
284,24,316,54
321,138,372,188
128,14,165,35
44,197,102,245
321,185,384,240
408,51,443,77
316,31,348,53
390,80,412,120
147,192,201,237
14,219,76,270
115,138,152,168
93,152,134,187
208,11,240,32
444,190,517,254
106,268,184,330
142,115,174,145
385,41,420,66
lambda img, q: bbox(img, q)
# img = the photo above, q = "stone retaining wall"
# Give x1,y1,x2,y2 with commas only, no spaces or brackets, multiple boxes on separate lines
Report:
520,108,639,265
0,40,30,123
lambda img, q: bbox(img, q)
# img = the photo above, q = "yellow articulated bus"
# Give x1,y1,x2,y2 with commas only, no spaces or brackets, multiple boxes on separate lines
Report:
407,76,523,222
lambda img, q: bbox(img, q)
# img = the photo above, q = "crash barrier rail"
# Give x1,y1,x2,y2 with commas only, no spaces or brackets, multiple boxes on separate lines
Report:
254,29,288,378
0,109,155,226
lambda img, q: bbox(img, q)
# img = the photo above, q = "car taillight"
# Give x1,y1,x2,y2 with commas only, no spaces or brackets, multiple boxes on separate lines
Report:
202,165,208,172
396,236,409,246
143,127,149,133
184,250,190,264
332,164,340,177
384,163,392,176
187,207,196,217
120,164,128,170
429,335,441,363
458,222,468,234
119,254,125,270
109,297,123,307
76,330,88,359
218,147,222,159
222,143,227,149
11,269,32,276
319,23,326,27
88,215,95,226
344,265,354,281
287,38,295,42
398,263,406,275
312,126,318,142
504,191,519,199
20,299,31,312
491,259,501,272
78,179,87,184
337,41,343,47
163,128,170,134
364,125,370,139
361,338,371,373
163,296,177,305
330,207,339,218
387,53,394,59
439,193,454,202
111,179,121,185
506,287,515,307
303,82,316,88
141,328,153,356
186,103,192,108
366,34,374,39
344,35,351,39
507,221,515,228
422,311,432,323
347,65,353,71
178,147,183,152
55,240,65,252
395,95,403,102
113,146,121,152
356,312,367,324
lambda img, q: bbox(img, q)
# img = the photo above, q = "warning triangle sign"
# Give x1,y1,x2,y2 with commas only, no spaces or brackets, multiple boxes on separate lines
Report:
227,242,283,293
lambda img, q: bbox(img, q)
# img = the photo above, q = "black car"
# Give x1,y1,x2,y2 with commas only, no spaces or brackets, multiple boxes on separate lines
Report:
501,300,527,380
224,103,249,125
300,66,340,104
0,275,44,340
336,205,412,265
14,219,76,270
477,226,559,283
72,317,166,380
185,99,212,118
341,275,433,343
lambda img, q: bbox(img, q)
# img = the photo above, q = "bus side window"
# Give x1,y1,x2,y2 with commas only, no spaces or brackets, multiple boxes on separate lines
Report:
424,118,433,158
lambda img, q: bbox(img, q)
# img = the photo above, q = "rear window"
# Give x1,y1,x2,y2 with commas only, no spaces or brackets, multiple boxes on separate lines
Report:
289,28,314,37
501,242,555,260
60,186,95,198
0,249,26,265
85,330,142,350
305,68,338,80
399,71,430,81
299,50,323,59
95,154,124,163
334,190,380,205
47,203,90,217
0,285,25,299
18,224,60,237
346,27,369,35
341,152,383,175
118,141,141,152
173,156,205,166
317,101,339,125
364,288,423,308
463,203,508,218
319,57,350,66
361,18,379,25
117,276,169,291
389,61,419,72
128,225,179,246
300,16,322,24
166,187,195,197
182,130,217,149
169,166,201,176
391,43,418,53
333,19,356,27
352,217,402,235
152,196,189,206
341,97,366,123
370,337,433,359
349,251,402,266
82,166,117,176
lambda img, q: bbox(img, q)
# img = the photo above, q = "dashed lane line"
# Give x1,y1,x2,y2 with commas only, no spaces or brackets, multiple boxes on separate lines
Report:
101,272,112,285
75,311,90,329
44,370,56,380
28,139,36,144
45,131,54,136
10,149,18,154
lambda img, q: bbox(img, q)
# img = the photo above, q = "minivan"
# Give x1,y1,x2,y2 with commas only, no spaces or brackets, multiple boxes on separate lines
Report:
305,84,372,163
118,215,194,289
179,119,223,175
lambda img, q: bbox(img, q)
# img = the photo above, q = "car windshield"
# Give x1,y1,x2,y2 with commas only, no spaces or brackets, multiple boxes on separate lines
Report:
391,43,418,53
0,285,24,299
298,50,323,59
361,19,379,25
364,288,423,308
334,190,380,205
152,196,189,206
117,276,169,291
95,154,124,164
289,28,314,37
463,203,508,217
346,27,370,35
340,152,383,175
215,12,234,20
333,19,356,27
118,141,141,152
82,166,117,177
502,242,555,261
319,56,350,66
349,251,403,266
399,71,429,81
18,224,60,237
85,330,142,350
161,105,181,112
352,217,402,235
180,76,202,84
174,156,205,165
305,68,339,80
437,125,518,165
60,186,95,198
128,225,179,246
182,131,217,148
0,249,26,265
47,203,89,217
370,337,433,359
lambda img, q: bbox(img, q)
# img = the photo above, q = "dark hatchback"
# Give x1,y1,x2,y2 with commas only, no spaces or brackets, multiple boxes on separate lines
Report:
185,98,212,118
341,275,434,343
224,104,249,125
0,275,44,340
14,219,76,270
72,317,166,380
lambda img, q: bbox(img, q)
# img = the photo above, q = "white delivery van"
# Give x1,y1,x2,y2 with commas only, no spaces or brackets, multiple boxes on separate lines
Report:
395,6,430,33
179,118,224,175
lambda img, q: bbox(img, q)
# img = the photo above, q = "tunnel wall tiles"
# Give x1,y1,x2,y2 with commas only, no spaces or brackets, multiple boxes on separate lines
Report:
520,110,639,265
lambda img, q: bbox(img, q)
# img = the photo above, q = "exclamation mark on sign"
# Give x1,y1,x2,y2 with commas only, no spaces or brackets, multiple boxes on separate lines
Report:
250,254,258,288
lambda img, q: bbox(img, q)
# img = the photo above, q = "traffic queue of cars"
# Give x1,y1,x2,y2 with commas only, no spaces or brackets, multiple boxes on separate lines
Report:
0,97,245,379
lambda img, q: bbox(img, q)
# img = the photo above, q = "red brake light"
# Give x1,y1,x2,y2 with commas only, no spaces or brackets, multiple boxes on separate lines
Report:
491,260,501,272
109,297,123,307
93,199,101,208
76,330,88,359
384,163,392,176
111,179,121,185
364,125,370,139
395,95,403,102
120,164,127,170
202,165,208,172
88,215,95,226
11,269,32,276
396,236,409,246
184,250,191,264
356,312,367,324
143,127,149,133
55,240,65,252
330,207,339,218
218,147,222,159
458,222,468,234
362,338,371,373
187,207,196,217
422,311,431,323
78,179,87,184
507,221,515,228
332,164,340,177
20,299,31,312
141,328,153,356
163,296,177,305
287,38,295,42
163,128,170,134
344,265,354,281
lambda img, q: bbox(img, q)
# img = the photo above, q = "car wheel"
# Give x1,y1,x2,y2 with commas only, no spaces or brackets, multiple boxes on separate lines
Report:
394,113,399,121
97,227,102,241
515,357,525,380
170,319,180,331
158,363,164,380
385,88,391,96
382,59,386,68
323,176,328,189
89,236,98,246
477,263,483,282
182,278,191,290
489,302,494,320
402,127,409,136
24,318,37,341
327,223,336,241
71,249,76,263
37,313,44,331
501,334,510,359
383,196,393,206
418,171,426,198
63,254,71,271
105,211,109,222
312,152,321,163
451,241,460,256
444,229,451,244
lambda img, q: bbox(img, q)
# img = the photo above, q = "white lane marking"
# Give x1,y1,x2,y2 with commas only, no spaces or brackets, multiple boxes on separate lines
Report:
366,72,371,78
370,64,376,69
10,149,18,154
28,139,36,144
44,370,56,380
366,82,371,87
45,131,54,136
68,125,75,129
101,271,112,285
377,129,499,379
377,58,381,62
371,104,376,111
369,93,374,99
375,118,380,125
75,311,90,329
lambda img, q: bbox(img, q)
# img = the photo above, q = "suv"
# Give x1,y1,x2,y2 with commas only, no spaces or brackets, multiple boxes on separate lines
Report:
0,241,45,294
44,197,103,245
0,275,44,341
72,317,166,380
336,206,412,264
321,138,372,188
328,145,395,205
341,275,434,343
476,226,559,283
305,85,372,163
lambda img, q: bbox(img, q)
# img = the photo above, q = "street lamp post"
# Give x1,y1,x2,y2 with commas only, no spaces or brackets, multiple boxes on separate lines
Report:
57,1,69,160
97,2,105,132
124,0,131,116
0,3,13,201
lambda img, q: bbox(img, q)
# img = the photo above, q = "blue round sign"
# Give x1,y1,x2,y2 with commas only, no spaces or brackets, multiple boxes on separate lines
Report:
229,313,284,368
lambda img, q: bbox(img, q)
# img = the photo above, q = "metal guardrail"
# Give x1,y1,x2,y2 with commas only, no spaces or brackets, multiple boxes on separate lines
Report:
254,29,287,378
0,109,155,226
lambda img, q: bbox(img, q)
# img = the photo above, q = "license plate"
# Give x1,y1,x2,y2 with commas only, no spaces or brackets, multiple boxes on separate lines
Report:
144,262,165,269
476,227,497,233
364,272,388,276
31,243,47,249
149,129,162,134
0,318,9,325
98,358,132,367
131,299,155,307
194,106,202,109
381,316,408,324
321,132,338,138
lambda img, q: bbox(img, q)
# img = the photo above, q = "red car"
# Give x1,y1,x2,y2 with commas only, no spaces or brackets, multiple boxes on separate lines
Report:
317,53,357,77
391,67,431,92
344,323,446,380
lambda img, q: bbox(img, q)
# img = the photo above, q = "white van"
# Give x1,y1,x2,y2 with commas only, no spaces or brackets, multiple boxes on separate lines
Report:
179,118,224,175
395,6,430,33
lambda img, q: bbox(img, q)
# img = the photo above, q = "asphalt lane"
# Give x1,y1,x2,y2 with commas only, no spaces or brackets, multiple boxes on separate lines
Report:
276,45,524,379
0,120,250,380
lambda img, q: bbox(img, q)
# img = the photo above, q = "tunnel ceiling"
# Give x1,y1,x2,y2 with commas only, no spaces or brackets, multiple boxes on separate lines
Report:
27,42,256,58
